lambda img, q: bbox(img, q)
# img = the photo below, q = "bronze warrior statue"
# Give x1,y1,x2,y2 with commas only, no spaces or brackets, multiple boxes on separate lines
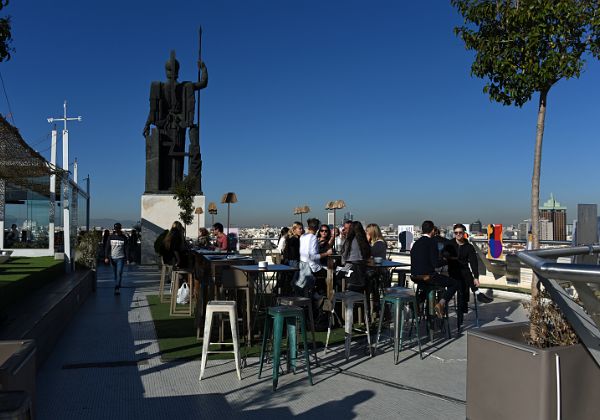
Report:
143,50,208,194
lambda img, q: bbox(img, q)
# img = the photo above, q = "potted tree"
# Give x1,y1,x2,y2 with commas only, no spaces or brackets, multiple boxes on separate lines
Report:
75,230,102,291
451,1,600,418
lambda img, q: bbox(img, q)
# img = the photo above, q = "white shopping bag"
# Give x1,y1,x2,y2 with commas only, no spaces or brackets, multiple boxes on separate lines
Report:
176,282,190,305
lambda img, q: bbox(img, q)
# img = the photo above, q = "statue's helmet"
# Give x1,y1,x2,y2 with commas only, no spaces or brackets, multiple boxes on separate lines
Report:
165,50,180,79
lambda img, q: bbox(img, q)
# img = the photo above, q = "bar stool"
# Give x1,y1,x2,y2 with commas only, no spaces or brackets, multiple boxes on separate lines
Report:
159,261,173,303
375,289,423,363
324,290,372,361
416,283,451,341
170,269,194,316
276,296,318,365
216,268,253,345
199,301,242,381
258,306,313,391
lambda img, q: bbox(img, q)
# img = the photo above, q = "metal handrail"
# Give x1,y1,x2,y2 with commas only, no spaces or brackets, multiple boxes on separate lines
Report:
517,244,600,368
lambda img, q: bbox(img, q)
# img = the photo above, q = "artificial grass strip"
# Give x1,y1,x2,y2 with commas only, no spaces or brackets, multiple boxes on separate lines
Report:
0,257,64,311
147,295,361,362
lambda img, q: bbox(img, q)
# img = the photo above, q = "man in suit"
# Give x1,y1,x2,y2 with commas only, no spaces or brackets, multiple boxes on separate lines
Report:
411,220,458,318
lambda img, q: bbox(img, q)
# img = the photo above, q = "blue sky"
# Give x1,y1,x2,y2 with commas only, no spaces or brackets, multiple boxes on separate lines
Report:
2,1,599,227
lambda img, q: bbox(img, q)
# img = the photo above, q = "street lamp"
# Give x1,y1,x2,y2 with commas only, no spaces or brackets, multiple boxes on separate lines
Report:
293,205,310,224
221,192,238,251
208,202,217,226
325,200,346,252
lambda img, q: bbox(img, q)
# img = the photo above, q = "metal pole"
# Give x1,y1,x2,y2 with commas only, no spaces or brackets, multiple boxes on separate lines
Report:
49,128,57,253
85,175,90,232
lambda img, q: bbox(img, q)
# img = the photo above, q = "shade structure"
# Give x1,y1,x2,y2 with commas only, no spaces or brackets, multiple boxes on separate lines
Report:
293,205,310,223
207,202,218,225
195,207,204,214
221,192,238,204
325,199,346,252
221,192,237,252
0,115,67,196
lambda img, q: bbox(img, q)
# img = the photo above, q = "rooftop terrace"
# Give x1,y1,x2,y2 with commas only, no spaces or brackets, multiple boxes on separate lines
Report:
35,264,528,419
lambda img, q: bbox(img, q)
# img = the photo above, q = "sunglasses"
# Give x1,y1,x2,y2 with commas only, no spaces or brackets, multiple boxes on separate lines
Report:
320,229,329,233
454,231,464,235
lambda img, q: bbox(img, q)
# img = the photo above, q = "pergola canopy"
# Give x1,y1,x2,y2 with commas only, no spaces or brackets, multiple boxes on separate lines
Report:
0,115,66,195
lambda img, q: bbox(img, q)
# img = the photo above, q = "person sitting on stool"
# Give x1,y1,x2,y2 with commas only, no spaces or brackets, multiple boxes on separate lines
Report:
410,220,458,318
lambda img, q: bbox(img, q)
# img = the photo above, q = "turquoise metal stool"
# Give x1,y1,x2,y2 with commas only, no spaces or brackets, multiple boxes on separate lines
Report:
374,289,423,363
324,290,373,361
416,284,451,341
258,305,313,391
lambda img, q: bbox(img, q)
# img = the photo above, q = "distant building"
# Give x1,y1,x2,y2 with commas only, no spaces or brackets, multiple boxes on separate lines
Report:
539,219,554,241
327,212,334,226
517,221,529,241
539,193,567,241
471,220,483,234
342,211,353,222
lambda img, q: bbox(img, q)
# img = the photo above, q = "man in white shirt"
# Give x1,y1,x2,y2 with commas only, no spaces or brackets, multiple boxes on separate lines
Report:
296,218,332,296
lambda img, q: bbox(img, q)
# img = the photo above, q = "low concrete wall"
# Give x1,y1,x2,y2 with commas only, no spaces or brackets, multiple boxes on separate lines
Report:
0,269,95,369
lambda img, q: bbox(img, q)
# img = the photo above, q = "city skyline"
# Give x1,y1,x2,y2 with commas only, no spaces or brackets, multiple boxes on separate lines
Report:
1,1,599,227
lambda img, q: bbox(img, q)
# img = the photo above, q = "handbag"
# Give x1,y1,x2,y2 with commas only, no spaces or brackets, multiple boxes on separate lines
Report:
176,282,190,304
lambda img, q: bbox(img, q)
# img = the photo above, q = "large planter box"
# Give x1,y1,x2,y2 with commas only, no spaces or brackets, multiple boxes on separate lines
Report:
0,340,36,414
467,322,600,420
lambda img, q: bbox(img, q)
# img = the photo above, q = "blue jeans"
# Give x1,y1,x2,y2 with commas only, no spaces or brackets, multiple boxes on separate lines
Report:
111,258,125,287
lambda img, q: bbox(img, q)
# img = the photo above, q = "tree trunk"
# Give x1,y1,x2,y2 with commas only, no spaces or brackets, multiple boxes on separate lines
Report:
530,88,548,301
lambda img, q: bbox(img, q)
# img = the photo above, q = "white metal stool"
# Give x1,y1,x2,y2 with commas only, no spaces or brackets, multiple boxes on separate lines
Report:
170,269,194,316
199,300,242,381
325,290,373,360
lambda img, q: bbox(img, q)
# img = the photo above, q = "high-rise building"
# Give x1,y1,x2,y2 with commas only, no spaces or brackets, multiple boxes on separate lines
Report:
517,221,529,240
342,211,353,222
539,193,567,241
471,220,483,234
539,219,554,241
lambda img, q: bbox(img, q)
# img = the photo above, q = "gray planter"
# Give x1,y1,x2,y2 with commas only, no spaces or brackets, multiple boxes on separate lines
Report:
0,340,36,415
467,322,600,420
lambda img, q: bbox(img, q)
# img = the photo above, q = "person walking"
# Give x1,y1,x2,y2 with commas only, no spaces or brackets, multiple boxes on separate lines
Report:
104,223,129,295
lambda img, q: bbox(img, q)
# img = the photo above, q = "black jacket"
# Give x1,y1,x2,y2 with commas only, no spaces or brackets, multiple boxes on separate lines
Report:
443,239,479,279
410,235,445,276
283,235,300,262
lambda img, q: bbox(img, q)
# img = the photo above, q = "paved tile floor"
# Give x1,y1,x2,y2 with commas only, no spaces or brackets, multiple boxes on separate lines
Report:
36,264,528,419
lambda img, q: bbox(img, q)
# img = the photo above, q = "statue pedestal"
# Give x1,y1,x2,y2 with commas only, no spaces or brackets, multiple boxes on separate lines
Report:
140,194,205,265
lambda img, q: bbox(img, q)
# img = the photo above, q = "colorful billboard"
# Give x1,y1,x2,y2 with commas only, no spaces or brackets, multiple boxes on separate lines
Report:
487,224,504,260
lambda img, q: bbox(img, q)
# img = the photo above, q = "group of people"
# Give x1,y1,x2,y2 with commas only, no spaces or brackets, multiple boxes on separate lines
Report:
410,220,493,319
277,218,390,299
274,217,493,319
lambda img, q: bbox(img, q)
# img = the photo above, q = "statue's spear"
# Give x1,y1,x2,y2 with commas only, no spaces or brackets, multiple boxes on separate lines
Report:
197,26,202,127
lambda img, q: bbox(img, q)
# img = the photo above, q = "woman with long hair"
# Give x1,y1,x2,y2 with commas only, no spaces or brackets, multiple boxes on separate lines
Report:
366,223,387,259
163,221,187,268
317,224,332,266
283,222,302,267
338,221,371,292
277,227,289,254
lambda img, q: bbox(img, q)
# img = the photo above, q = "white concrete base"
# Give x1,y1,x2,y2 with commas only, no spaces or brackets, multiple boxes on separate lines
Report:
140,194,205,265
8,249,55,257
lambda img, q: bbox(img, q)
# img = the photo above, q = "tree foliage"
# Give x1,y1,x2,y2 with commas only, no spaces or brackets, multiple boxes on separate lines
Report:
452,0,600,106
452,0,600,337
0,1,13,62
173,176,197,229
